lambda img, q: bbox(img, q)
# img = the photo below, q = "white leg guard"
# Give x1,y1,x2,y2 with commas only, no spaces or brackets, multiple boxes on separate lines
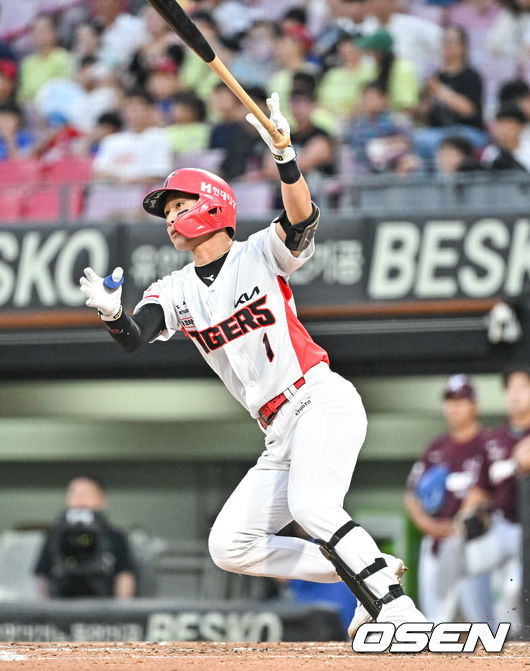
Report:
316,521,426,639
348,553,408,638
317,521,406,620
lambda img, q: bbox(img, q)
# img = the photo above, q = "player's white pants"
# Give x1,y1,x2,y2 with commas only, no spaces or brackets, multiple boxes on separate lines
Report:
209,363,420,618
465,514,522,633
418,535,494,624
209,364,364,581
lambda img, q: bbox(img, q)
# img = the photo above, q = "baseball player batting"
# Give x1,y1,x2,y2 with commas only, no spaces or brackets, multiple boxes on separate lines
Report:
79,92,425,639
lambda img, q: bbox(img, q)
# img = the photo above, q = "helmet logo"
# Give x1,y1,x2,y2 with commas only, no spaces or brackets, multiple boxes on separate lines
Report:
199,181,236,210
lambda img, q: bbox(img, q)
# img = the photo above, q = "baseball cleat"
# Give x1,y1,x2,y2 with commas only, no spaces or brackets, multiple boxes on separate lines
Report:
347,554,408,639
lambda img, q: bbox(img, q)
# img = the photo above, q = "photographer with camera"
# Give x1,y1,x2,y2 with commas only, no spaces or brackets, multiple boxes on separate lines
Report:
33,477,136,599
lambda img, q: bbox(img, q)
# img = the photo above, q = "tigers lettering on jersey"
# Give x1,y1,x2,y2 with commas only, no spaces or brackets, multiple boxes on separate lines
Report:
186,295,275,354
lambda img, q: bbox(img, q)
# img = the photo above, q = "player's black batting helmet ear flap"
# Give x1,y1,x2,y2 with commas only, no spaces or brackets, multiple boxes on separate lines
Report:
142,187,171,219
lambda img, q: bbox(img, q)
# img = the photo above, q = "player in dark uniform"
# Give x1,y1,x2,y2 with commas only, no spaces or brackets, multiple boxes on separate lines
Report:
462,366,530,633
405,374,493,623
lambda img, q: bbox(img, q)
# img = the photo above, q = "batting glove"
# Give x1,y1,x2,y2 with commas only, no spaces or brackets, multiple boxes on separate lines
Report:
80,266,124,321
246,91,296,163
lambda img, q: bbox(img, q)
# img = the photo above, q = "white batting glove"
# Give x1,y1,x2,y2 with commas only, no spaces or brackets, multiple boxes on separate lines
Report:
79,266,124,321
246,91,296,163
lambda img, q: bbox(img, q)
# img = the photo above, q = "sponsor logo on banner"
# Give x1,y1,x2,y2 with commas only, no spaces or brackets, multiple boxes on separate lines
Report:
352,622,510,653
368,218,530,300
2,215,530,314
290,239,364,286
130,244,191,288
146,611,283,642
0,229,109,308
0,621,143,642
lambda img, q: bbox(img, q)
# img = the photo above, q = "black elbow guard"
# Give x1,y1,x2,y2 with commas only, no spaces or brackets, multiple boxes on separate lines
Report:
275,202,320,252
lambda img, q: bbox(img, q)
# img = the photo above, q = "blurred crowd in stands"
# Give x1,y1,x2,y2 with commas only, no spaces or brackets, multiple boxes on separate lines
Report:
0,0,529,221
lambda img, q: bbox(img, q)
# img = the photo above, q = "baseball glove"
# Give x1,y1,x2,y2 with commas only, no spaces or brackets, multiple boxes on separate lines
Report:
458,503,493,540
415,464,450,515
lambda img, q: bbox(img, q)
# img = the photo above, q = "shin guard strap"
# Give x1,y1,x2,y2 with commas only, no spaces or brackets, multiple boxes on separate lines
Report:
318,538,382,620
317,522,404,621
375,583,404,609
357,557,388,581
327,520,359,548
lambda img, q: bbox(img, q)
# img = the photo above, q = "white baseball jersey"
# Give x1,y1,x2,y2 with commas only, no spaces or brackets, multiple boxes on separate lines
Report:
134,222,329,418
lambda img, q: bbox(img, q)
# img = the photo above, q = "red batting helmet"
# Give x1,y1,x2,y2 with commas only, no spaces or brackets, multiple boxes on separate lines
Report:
142,168,237,238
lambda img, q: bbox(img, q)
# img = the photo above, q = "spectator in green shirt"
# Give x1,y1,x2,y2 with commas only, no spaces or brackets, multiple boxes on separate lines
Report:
355,30,419,114
166,90,210,155
317,32,375,120
268,24,319,113
19,14,72,103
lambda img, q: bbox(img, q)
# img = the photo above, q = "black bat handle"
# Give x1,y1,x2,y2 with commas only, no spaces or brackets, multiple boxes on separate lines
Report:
147,0,216,63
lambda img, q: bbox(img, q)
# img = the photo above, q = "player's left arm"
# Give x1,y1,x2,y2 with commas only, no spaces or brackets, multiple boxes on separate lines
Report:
279,172,312,227
246,92,319,258
79,267,166,351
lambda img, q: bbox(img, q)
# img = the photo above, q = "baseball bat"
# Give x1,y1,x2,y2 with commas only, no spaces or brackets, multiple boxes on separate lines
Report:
146,0,290,149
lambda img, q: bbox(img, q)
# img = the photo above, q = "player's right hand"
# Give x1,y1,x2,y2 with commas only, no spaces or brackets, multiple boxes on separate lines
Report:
246,91,296,163
79,266,124,321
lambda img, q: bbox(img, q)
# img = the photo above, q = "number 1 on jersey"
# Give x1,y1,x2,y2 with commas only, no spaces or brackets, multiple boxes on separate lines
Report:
262,332,275,362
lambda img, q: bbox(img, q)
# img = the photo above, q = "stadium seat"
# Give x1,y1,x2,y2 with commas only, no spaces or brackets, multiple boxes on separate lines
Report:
21,185,61,221
151,540,209,599
0,188,23,221
172,149,224,173
82,183,148,221
147,538,273,601
128,531,170,597
0,530,44,600
68,185,85,219
0,159,41,186
232,182,274,218
200,561,275,601
41,157,93,184
19,184,85,221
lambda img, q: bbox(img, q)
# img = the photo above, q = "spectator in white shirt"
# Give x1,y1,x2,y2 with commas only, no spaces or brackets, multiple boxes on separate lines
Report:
93,0,146,72
70,55,119,132
365,0,442,81
93,88,171,183
487,0,530,84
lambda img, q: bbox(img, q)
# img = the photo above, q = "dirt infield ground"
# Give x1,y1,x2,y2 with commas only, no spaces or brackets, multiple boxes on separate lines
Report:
0,641,528,671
